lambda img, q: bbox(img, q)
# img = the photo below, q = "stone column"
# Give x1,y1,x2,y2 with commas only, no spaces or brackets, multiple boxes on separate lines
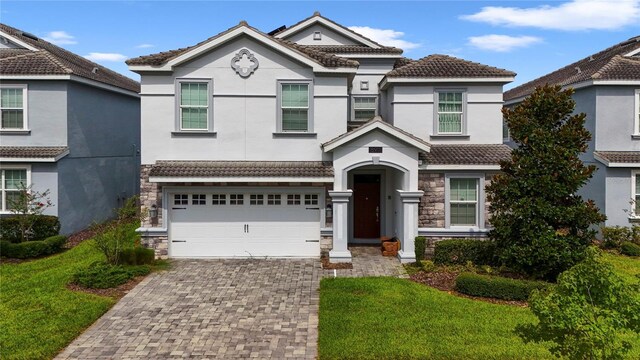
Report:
329,190,353,263
397,190,424,263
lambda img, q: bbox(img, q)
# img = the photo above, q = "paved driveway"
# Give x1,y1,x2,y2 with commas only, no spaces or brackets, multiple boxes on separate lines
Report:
57,259,320,359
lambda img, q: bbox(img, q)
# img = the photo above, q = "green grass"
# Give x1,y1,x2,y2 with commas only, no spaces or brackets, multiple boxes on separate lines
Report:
603,252,640,284
0,222,145,360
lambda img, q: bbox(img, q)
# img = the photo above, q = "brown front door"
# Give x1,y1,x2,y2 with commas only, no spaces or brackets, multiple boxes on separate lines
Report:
353,174,381,238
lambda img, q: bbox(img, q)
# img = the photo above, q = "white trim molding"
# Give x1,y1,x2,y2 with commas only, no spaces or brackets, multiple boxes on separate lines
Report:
631,169,640,219
0,164,32,213
635,89,640,136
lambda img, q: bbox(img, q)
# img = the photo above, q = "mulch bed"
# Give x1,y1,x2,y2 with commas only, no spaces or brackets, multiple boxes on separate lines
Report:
67,276,147,300
409,269,528,307
66,223,111,248
321,254,353,269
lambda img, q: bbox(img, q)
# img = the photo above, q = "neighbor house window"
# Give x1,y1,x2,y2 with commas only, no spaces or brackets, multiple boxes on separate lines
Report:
436,91,464,134
1,85,27,130
278,81,312,132
352,96,377,122
0,168,27,211
449,178,479,226
633,172,640,216
178,81,210,131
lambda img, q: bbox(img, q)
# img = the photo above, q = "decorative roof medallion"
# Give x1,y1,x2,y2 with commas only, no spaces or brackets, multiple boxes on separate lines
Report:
231,49,259,78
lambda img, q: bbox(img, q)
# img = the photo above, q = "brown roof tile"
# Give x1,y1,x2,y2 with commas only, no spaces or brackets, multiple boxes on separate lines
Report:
0,23,140,93
304,45,403,55
386,54,515,79
0,146,69,159
420,144,511,165
505,36,640,101
149,161,334,178
594,151,640,164
322,116,431,150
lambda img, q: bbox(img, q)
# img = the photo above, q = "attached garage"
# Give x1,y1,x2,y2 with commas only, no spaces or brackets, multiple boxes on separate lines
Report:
168,188,323,258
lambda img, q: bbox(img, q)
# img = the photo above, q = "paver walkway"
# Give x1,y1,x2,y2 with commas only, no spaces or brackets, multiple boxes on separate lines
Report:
57,246,405,359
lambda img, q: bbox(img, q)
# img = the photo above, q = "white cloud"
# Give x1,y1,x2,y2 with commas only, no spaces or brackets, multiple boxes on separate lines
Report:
348,26,420,49
84,52,127,62
461,0,640,31
136,43,155,49
468,35,543,52
43,31,77,45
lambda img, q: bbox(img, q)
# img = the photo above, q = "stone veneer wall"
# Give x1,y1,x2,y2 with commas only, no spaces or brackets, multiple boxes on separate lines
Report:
140,165,163,228
418,172,445,228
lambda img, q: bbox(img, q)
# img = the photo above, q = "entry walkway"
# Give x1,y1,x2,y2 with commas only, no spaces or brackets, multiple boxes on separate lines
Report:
322,245,408,278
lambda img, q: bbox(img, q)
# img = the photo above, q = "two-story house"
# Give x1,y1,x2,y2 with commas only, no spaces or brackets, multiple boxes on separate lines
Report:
0,24,141,234
505,36,640,228
128,13,514,263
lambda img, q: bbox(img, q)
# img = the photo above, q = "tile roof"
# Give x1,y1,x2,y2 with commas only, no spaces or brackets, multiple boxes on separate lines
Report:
386,54,516,79
594,151,640,164
322,116,431,150
126,22,359,69
303,45,403,55
149,161,334,178
420,144,511,165
505,36,640,101
393,57,415,69
0,23,140,93
0,146,69,159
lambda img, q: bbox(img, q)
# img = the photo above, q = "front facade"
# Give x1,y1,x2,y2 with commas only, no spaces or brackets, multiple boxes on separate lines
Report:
129,13,514,262
505,36,640,228
0,24,141,234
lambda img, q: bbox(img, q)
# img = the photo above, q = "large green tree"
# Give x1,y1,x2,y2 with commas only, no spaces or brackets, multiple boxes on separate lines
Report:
487,85,605,280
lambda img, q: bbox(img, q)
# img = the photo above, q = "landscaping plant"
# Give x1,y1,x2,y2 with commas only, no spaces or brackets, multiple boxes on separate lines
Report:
414,236,426,265
518,247,640,360
5,183,54,242
487,85,606,280
620,242,640,257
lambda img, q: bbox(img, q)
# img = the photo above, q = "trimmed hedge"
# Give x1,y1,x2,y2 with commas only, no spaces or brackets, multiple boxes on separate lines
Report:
414,236,426,262
0,215,61,243
433,239,496,266
621,241,640,257
0,235,67,259
72,261,151,289
455,272,550,301
117,247,155,265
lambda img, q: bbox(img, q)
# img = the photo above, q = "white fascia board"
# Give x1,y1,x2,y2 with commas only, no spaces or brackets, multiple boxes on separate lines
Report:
274,17,381,48
624,47,640,57
0,31,39,51
148,176,334,183
323,121,431,152
0,74,139,98
420,164,501,171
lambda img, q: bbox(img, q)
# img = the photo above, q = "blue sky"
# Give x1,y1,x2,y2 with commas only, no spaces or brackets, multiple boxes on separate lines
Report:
2,0,639,89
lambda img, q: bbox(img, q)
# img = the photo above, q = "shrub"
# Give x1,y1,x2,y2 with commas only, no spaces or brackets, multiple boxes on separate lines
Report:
455,272,549,301
0,235,67,259
0,215,60,243
93,220,137,265
601,226,631,249
621,241,640,257
414,236,426,263
118,247,155,265
518,247,640,360
117,195,139,220
433,239,496,266
72,261,151,289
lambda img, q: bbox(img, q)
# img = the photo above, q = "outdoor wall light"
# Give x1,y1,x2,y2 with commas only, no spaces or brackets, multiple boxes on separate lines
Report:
326,204,333,218
149,204,158,219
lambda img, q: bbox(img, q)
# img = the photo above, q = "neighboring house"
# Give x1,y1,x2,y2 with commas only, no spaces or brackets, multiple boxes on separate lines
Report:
504,36,640,228
0,24,141,234
127,12,514,262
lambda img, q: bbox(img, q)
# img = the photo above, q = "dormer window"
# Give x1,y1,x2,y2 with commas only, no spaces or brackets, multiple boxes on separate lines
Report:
313,31,322,40
352,96,377,122
0,85,27,130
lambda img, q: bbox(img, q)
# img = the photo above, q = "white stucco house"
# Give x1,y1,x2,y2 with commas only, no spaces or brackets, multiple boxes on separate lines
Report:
128,13,515,263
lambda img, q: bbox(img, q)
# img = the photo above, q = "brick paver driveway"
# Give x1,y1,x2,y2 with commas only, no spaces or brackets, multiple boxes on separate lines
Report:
57,259,320,359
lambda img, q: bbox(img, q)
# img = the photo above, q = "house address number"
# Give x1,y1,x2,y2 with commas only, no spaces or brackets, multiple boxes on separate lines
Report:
369,146,383,153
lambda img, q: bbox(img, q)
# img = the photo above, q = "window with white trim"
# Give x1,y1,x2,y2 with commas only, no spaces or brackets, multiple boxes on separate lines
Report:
179,82,209,130
449,178,479,226
212,194,226,205
0,168,27,211
633,171,640,217
436,91,464,134
635,89,640,135
352,96,377,122
279,82,311,132
1,85,27,130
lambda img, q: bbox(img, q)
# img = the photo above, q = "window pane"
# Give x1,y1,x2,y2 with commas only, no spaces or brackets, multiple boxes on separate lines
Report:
438,113,462,133
1,110,24,129
450,178,477,201
438,92,463,112
354,109,376,121
4,170,27,190
1,88,23,108
451,203,477,226
180,83,207,106
282,109,308,131
5,191,22,211
181,108,207,129
354,97,376,109
282,84,308,107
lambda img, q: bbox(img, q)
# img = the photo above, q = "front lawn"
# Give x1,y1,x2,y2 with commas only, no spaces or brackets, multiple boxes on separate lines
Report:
0,222,143,360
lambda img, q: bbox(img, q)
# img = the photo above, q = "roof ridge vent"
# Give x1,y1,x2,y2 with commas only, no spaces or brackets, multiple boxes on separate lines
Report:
313,11,321,16
21,32,39,41
575,66,581,74
91,67,99,74
238,20,248,26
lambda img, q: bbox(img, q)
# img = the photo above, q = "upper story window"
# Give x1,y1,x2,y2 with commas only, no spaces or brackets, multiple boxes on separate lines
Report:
278,81,313,132
502,119,510,141
1,85,27,130
1,167,28,212
635,89,640,135
175,79,213,133
352,96,377,122
436,90,465,134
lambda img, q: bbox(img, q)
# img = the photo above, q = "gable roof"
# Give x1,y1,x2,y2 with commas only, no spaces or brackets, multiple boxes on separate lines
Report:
386,54,516,79
126,21,358,70
322,116,431,152
272,12,383,49
505,36,640,101
0,23,140,93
